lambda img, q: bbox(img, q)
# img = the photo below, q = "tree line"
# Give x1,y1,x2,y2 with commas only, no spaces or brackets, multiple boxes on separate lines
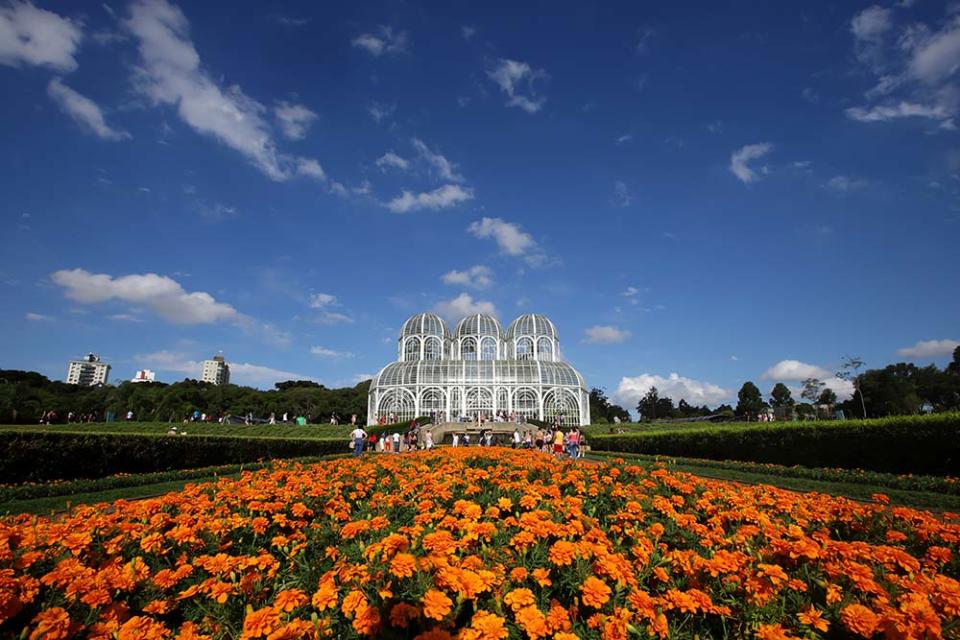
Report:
0,371,370,425
616,348,960,422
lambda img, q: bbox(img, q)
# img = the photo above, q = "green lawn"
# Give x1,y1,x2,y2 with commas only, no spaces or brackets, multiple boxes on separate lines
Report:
0,421,354,439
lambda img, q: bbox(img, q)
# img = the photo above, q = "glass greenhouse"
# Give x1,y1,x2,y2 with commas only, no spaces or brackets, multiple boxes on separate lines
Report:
368,312,591,426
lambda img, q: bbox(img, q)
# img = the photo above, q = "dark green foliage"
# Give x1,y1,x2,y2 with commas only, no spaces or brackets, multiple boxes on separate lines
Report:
589,387,630,423
589,413,960,475
0,431,349,483
769,383,794,407
735,381,766,418
0,370,371,424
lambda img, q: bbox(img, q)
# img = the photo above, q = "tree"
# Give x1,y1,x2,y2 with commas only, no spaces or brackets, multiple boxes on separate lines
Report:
636,387,660,421
948,346,960,376
837,355,867,418
800,379,825,417
818,388,837,406
589,387,630,423
769,383,794,408
735,382,765,419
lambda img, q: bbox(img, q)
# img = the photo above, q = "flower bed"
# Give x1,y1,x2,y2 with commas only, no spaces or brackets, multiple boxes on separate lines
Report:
1,449,959,639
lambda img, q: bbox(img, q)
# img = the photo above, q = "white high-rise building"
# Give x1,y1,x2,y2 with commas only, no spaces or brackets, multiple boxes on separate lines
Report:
201,354,230,385
131,369,156,383
66,353,111,386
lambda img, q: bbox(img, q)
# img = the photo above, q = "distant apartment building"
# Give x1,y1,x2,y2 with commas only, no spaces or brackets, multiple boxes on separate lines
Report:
66,353,111,386
131,369,156,383
201,354,230,385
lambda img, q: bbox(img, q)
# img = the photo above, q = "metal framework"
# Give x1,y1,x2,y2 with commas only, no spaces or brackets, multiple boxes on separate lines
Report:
369,313,590,426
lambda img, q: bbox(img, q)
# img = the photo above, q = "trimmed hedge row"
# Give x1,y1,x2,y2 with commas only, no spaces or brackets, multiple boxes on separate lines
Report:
0,431,349,483
0,455,345,503
588,413,960,476
590,451,960,496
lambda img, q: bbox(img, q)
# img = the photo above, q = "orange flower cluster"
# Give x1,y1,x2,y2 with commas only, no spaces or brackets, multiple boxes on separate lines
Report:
1,449,959,639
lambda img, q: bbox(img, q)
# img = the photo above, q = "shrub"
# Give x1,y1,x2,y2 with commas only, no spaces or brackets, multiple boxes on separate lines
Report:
0,431,349,483
589,413,960,475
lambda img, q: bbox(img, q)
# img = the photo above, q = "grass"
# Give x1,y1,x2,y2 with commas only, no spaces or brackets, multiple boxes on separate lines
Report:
589,452,960,511
0,421,353,440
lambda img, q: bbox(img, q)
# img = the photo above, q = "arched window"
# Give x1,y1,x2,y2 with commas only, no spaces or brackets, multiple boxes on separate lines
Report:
378,389,415,423
419,388,445,416
516,337,533,360
542,389,579,427
466,387,493,419
537,337,553,361
450,388,462,418
404,337,421,361
424,337,442,361
480,337,497,361
461,337,477,360
513,388,538,420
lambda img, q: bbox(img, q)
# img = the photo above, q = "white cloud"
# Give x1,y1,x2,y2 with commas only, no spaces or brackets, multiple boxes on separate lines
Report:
432,293,496,322
124,0,304,181
761,359,832,381
310,345,354,359
846,101,951,124
729,142,773,184
615,134,632,144
897,339,960,359
487,58,547,113
0,1,82,71
611,181,632,207
308,292,336,308
351,25,407,56
375,151,408,171
295,157,325,180
461,25,475,40
622,286,641,298
825,175,869,192
635,26,656,53
615,373,731,408
136,350,315,388
47,77,130,140
316,311,353,325
25,312,53,321
908,19,960,84
412,138,463,182
353,373,374,383
442,265,493,289
467,217,535,255
583,325,631,344
366,101,395,123
50,268,237,324
108,313,143,322
274,100,317,140
386,184,473,213
851,5,892,43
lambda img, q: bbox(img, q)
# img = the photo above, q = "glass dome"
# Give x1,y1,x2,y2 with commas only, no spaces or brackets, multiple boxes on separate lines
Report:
455,313,503,339
400,313,449,340
506,314,558,340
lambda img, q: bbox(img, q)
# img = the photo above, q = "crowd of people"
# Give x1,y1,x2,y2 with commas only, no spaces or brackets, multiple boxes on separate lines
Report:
349,422,587,459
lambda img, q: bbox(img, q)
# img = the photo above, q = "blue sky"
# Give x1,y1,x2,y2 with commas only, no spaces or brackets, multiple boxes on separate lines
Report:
1,0,958,410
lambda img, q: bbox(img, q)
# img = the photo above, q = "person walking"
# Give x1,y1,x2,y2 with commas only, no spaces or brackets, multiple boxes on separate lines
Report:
350,425,367,457
425,430,434,450
567,427,580,459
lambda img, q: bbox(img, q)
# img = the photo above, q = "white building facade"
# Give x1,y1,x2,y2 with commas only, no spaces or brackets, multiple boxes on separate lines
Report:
131,369,156,383
201,355,230,385
66,354,111,386
368,313,590,426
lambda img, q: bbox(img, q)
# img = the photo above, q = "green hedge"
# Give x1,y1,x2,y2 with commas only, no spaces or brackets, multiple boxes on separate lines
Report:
0,431,349,483
0,455,347,503
590,451,960,496
588,413,960,476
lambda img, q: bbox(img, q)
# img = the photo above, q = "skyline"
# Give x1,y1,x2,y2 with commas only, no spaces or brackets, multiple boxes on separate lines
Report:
1,0,958,412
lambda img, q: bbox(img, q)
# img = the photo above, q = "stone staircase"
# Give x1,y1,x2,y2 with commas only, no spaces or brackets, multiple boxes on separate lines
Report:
420,421,539,446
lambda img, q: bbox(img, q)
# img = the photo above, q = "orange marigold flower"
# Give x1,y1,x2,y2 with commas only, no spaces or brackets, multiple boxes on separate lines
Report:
581,576,612,609
515,605,549,640
274,589,307,612
413,629,452,640
797,606,829,632
554,634,580,640
422,589,453,621
532,568,552,587
389,602,419,628
174,621,211,640
352,603,381,636
755,623,799,640
504,587,536,612
118,616,170,640
549,540,577,566
390,553,417,579
840,604,880,638
29,607,73,640
510,567,528,582
341,590,368,619
241,607,281,639
466,611,508,640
